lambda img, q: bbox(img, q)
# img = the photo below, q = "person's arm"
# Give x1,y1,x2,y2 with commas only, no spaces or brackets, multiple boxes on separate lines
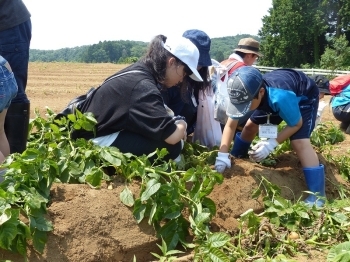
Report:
165,120,187,144
219,117,239,153
214,117,239,173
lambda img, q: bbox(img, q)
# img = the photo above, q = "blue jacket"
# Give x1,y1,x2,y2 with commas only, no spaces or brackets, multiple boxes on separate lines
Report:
331,85,350,108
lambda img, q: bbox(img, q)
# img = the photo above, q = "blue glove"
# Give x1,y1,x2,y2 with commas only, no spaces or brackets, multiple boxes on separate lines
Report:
249,139,279,162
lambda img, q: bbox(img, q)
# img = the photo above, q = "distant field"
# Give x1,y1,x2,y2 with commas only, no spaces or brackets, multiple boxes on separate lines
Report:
27,62,128,118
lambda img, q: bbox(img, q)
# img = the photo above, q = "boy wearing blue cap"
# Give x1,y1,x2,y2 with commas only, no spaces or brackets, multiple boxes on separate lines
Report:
215,66,326,207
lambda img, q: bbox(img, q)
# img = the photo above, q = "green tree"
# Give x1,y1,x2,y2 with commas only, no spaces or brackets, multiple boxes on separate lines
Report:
130,44,147,58
328,0,350,39
258,0,328,68
91,49,108,63
213,51,224,62
320,34,350,70
29,36,260,64
209,35,258,62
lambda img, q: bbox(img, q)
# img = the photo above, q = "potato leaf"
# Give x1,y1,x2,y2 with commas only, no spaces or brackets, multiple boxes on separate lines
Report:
120,187,134,207
140,179,161,202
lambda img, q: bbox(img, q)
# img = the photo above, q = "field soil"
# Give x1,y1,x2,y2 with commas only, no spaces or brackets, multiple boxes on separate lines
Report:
1,62,350,262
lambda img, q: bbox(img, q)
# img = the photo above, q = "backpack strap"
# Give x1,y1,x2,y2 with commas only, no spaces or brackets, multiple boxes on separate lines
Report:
56,70,145,120
81,70,144,107
102,70,144,85
220,59,246,81
227,61,246,76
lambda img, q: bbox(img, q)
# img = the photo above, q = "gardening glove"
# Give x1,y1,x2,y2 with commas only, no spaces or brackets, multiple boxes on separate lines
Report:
215,152,231,173
315,101,327,126
249,139,279,162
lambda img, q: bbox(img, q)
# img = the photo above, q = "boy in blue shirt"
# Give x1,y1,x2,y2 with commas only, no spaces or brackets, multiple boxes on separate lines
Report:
215,66,326,207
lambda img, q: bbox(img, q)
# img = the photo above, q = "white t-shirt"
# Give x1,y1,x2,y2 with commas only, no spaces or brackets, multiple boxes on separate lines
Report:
228,53,244,61
91,132,120,147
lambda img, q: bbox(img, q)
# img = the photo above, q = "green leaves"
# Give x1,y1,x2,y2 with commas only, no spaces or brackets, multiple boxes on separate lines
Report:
0,109,117,257
207,232,231,248
99,147,124,166
141,179,161,201
0,209,19,250
120,187,134,207
71,111,97,133
150,237,184,261
3,106,350,262
327,242,350,262
311,121,345,148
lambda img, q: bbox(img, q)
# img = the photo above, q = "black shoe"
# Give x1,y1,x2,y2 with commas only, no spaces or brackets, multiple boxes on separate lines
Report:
4,103,30,154
340,122,350,130
346,123,350,134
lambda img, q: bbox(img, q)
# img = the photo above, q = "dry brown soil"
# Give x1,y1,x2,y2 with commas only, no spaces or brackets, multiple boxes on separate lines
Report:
1,62,350,262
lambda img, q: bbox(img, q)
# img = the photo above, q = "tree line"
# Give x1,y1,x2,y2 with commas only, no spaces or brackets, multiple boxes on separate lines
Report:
29,34,254,65
30,0,350,71
258,0,350,70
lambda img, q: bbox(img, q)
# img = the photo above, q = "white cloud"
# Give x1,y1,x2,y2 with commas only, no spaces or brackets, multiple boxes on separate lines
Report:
23,0,272,50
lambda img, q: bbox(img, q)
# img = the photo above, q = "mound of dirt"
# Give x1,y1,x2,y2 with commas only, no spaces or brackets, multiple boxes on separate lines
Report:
1,153,348,262
1,91,349,262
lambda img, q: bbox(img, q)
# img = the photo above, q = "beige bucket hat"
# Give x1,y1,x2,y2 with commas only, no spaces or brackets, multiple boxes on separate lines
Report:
234,38,262,57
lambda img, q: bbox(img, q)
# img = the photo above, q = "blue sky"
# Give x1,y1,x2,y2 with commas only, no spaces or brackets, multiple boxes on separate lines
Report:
23,0,272,50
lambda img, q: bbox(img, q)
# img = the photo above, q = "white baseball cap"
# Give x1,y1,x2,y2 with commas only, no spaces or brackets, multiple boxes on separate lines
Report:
163,37,203,82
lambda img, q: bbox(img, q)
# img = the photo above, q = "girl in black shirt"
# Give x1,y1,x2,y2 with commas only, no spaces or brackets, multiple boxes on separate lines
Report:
73,35,203,161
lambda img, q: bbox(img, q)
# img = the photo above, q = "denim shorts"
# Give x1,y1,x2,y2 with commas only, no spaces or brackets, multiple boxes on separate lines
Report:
0,56,18,112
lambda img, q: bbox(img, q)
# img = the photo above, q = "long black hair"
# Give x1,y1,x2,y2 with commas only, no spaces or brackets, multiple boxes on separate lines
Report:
140,35,168,83
180,66,211,102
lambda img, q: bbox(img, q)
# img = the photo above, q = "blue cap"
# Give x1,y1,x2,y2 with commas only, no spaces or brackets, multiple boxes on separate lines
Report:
226,66,263,118
182,29,212,67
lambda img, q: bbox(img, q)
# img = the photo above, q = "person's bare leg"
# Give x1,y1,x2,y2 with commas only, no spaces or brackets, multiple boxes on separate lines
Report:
291,139,319,167
0,109,10,163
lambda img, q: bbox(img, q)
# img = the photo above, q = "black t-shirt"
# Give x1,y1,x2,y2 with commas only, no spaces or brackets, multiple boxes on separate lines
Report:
72,62,177,141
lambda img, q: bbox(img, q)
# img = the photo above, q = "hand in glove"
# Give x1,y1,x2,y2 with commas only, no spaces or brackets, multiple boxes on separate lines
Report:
317,101,327,117
249,139,279,162
316,101,327,125
215,152,231,173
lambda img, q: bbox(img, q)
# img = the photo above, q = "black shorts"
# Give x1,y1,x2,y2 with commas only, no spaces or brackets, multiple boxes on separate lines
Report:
332,104,350,123
249,98,319,140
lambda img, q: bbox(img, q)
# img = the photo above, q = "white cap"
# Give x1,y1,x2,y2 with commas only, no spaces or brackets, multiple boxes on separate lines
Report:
163,37,203,82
